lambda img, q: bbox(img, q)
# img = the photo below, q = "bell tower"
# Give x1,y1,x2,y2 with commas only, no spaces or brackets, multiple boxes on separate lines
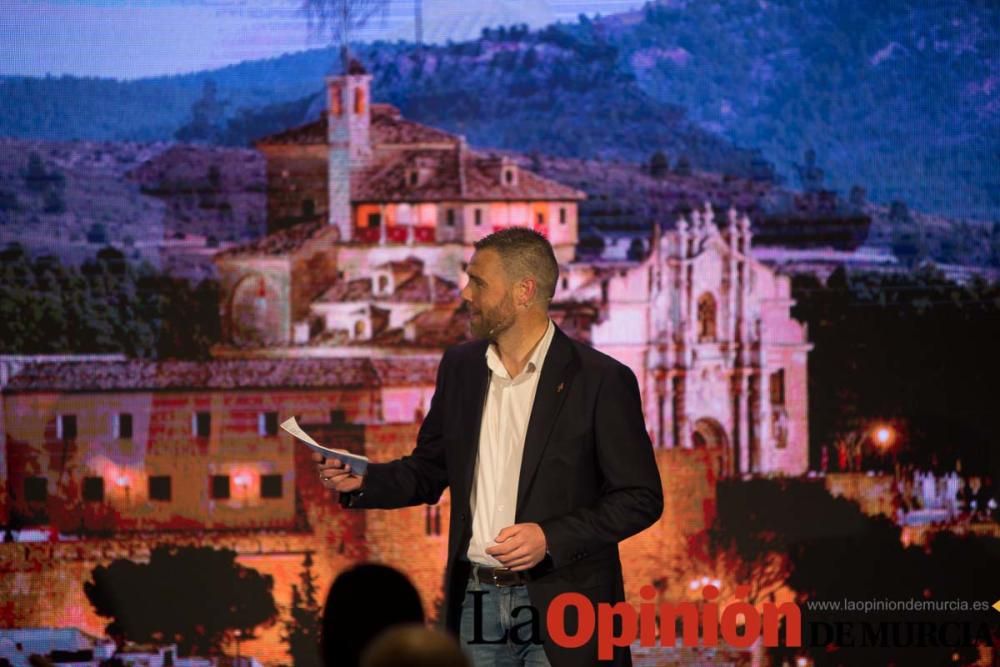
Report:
326,60,373,242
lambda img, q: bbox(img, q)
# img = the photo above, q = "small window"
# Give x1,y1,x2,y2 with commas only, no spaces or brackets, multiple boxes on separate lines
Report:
503,168,514,185
193,412,211,438
536,212,545,226
697,293,718,343
559,207,567,225
83,476,105,502
115,413,133,439
330,410,347,424
770,369,786,406
561,277,568,290
474,209,482,226
331,86,343,117
409,171,418,186
446,209,456,227
58,414,77,440
424,505,442,536
210,475,230,500
24,476,48,502
261,474,283,499
149,475,172,502
354,87,365,114
367,212,382,228
258,412,279,437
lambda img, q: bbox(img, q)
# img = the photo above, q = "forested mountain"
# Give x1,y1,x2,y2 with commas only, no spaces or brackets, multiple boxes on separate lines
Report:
2,0,997,220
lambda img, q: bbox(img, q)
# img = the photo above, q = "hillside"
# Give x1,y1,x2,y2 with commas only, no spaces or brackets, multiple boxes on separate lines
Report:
2,138,995,273
3,1,997,222
0,139,266,279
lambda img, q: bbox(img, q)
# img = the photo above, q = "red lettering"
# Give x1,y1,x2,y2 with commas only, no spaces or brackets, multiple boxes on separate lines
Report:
547,593,595,649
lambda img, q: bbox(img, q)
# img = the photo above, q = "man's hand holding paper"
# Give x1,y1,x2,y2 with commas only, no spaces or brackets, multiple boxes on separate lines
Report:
279,417,368,492
314,452,364,493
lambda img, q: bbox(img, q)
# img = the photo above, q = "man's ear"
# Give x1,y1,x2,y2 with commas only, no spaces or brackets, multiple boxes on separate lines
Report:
519,277,537,307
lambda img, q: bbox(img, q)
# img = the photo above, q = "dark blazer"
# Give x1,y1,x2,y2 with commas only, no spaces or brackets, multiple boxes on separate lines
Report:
342,324,664,665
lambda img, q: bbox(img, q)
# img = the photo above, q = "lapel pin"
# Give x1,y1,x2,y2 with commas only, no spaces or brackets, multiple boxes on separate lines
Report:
556,382,564,393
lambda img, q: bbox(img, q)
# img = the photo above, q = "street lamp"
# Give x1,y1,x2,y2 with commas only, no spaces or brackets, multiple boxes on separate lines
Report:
234,474,251,506
872,425,896,475
116,475,130,506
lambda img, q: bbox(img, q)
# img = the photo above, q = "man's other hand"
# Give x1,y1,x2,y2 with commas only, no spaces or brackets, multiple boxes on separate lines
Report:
314,452,363,493
485,523,547,571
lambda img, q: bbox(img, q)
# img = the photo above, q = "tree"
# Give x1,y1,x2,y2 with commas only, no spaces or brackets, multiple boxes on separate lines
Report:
42,188,66,214
701,479,995,667
887,199,911,225
673,154,692,177
281,553,322,667
794,148,824,192
300,0,390,73
626,238,646,261
84,545,278,656
175,80,226,144
792,269,1000,476
848,185,866,211
991,221,1000,267
649,150,669,178
0,189,20,212
86,223,108,245
23,152,49,191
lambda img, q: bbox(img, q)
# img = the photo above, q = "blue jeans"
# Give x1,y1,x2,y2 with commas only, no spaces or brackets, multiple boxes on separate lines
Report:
459,575,552,666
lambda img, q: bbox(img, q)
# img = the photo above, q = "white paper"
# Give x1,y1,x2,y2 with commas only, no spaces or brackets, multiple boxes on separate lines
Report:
280,416,369,476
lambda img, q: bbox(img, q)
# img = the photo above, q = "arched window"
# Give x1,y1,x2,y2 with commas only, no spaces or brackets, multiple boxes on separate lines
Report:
331,86,343,117
354,87,365,114
354,319,366,339
697,292,717,342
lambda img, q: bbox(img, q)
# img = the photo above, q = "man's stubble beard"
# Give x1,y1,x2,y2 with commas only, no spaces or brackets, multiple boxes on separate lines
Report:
470,291,517,341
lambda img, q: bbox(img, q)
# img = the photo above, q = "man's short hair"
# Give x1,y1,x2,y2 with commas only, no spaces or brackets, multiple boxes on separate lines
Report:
473,227,558,305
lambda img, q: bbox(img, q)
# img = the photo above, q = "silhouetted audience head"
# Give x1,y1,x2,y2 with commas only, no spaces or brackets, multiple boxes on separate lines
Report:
321,563,425,667
361,625,470,667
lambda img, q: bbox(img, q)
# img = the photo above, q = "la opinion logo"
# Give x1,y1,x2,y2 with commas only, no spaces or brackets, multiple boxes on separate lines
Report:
468,584,802,660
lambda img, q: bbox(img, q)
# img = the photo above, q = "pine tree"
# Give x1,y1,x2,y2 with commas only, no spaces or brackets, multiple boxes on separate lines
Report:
281,553,322,667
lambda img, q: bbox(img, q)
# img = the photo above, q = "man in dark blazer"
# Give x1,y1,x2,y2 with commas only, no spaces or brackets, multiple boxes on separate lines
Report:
318,228,663,666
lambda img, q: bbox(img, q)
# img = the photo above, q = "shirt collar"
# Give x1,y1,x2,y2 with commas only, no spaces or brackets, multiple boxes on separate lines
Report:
485,318,555,380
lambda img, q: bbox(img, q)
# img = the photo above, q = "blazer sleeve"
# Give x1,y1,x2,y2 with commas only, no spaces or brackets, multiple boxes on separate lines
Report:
340,349,452,509
538,362,664,567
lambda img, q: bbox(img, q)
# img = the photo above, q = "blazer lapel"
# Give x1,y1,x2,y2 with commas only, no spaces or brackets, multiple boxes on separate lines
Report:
515,325,578,517
458,341,490,501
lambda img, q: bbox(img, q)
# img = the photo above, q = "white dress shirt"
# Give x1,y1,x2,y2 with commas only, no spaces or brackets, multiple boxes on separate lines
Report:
467,318,556,566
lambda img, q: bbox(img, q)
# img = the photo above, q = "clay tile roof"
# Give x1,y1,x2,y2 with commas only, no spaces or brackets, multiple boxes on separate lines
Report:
352,148,461,202
352,149,583,203
463,155,584,201
373,256,424,284
316,273,459,304
215,221,334,259
370,109,456,145
255,117,327,146
390,274,460,304
254,106,456,148
317,277,374,302
370,357,441,385
3,358,381,393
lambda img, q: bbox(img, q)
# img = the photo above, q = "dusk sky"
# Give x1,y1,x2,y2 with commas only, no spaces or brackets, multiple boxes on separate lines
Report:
2,0,644,79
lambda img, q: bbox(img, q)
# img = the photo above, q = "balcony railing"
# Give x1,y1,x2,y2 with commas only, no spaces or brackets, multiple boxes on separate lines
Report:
352,226,437,244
